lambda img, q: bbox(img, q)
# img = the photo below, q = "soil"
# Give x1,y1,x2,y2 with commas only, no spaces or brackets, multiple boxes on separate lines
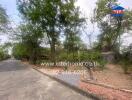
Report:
32,62,132,100
79,81,132,100
93,64,132,90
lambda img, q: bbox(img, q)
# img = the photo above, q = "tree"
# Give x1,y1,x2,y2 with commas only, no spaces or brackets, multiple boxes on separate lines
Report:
93,0,132,52
17,0,85,66
0,44,10,60
63,30,84,61
64,32,82,52
13,22,44,64
12,43,29,60
0,5,8,32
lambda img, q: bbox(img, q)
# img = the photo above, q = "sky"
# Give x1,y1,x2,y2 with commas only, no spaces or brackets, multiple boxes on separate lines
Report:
0,0,132,47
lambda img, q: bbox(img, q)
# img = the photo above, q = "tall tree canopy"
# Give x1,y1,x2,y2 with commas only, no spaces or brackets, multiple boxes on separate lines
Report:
14,22,44,64
17,0,85,65
94,0,132,52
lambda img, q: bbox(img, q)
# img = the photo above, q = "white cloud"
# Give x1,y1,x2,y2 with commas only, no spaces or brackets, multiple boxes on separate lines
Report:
76,0,97,17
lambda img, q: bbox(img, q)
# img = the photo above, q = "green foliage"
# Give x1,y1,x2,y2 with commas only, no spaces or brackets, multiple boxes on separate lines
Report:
57,50,106,69
64,32,84,52
17,0,85,66
58,52,67,61
67,52,79,61
123,10,132,30
13,23,43,64
0,5,8,32
0,49,5,60
97,57,107,70
80,51,106,69
120,45,132,74
120,60,131,74
94,0,132,52
12,43,29,60
80,51,101,61
58,52,78,61
0,47,10,60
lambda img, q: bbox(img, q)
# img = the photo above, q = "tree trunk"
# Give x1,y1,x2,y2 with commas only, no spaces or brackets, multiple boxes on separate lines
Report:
30,49,37,64
51,38,56,66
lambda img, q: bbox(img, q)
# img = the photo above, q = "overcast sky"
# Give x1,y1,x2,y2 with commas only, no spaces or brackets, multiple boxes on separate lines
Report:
0,0,132,47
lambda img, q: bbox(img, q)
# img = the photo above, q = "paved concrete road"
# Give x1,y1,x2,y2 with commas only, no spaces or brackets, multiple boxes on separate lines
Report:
0,60,93,100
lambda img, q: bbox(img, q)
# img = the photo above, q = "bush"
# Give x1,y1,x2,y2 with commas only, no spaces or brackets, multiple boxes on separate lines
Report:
0,48,10,61
58,51,106,69
80,51,101,61
58,52,67,61
120,53,132,74
58,52,79,61
12,43,30,60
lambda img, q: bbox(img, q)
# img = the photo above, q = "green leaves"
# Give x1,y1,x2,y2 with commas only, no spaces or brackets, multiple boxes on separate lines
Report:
123,10,132,30
0,5,8,32
94,0,132,52
12,43,29,60
17,0,84,65
0,45,10,60
13,22,44,64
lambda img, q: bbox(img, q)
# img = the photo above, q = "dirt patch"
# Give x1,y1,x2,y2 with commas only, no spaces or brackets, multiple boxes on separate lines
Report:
79,81,132,100
93,64,132,90
35,63,132,90
25,61,132,97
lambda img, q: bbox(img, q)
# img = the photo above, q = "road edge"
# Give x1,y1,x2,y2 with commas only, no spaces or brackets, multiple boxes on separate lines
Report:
32,67,103,100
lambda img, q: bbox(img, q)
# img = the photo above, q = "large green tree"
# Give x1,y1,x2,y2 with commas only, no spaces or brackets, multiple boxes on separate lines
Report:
17,0,84,66
12,42,29,60
94,0,132,52
13,22,44,64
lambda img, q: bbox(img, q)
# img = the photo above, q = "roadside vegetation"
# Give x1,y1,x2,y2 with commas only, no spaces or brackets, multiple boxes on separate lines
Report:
0,46,10,60
7,0,132,74
0,1,132,99
0,5,11,60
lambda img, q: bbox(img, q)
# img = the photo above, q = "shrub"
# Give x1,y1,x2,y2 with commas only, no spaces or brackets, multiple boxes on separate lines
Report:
0,48,10,61
120,46,132,74
58,51,106,69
